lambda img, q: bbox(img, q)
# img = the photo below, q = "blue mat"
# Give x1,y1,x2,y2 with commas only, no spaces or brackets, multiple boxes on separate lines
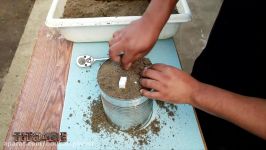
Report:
58,39,205,150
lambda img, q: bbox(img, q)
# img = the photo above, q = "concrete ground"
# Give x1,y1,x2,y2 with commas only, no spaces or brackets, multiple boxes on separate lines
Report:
0,0,222,148
175,0,222,72
0,0,35,91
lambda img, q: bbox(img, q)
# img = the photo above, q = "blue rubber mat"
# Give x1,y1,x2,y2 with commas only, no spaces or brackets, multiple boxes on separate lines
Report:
58,39,205,150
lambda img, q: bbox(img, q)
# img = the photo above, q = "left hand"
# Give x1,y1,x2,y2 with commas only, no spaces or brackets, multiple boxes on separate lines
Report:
140,64,201,104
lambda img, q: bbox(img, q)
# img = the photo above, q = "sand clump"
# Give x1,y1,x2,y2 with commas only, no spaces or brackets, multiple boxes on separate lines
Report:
79,97,178,147
97,58,152,99
86,98,161,146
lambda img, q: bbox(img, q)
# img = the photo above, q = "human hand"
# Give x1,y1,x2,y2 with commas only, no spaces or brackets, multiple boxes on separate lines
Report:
140,64,201,104
109,18,160,70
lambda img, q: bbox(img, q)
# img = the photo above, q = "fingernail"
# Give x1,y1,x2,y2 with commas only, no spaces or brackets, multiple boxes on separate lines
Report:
144,67,148,70
142,67,147,73
140,89,143,94
125,63,132,70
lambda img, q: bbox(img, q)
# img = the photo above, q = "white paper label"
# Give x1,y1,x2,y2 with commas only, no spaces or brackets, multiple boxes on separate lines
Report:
119,76,127,89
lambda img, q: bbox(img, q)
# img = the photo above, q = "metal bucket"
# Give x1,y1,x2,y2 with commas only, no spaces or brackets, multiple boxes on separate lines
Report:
97,62,153,130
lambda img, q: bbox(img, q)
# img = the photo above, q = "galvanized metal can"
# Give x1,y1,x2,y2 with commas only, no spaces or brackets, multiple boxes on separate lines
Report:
99,88,153,130
97,60,153,130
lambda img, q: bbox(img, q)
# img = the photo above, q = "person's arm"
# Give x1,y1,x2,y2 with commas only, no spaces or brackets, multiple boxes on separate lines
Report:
192,83,266,139
109,0,177,70
140,64,266,139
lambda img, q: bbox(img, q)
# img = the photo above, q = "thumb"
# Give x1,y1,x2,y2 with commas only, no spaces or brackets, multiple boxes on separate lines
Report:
121,52,135,70
109,41,124,63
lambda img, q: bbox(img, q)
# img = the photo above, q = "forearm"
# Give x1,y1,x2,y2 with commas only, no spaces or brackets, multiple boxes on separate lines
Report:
191,83,266,139
142,0,177,36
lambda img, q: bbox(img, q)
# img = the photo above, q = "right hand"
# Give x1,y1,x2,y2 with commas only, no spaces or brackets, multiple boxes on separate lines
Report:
109,17,160,70
140,64,201,104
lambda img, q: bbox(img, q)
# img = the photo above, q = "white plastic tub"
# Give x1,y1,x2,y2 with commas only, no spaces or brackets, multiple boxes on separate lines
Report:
46,0,191,42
